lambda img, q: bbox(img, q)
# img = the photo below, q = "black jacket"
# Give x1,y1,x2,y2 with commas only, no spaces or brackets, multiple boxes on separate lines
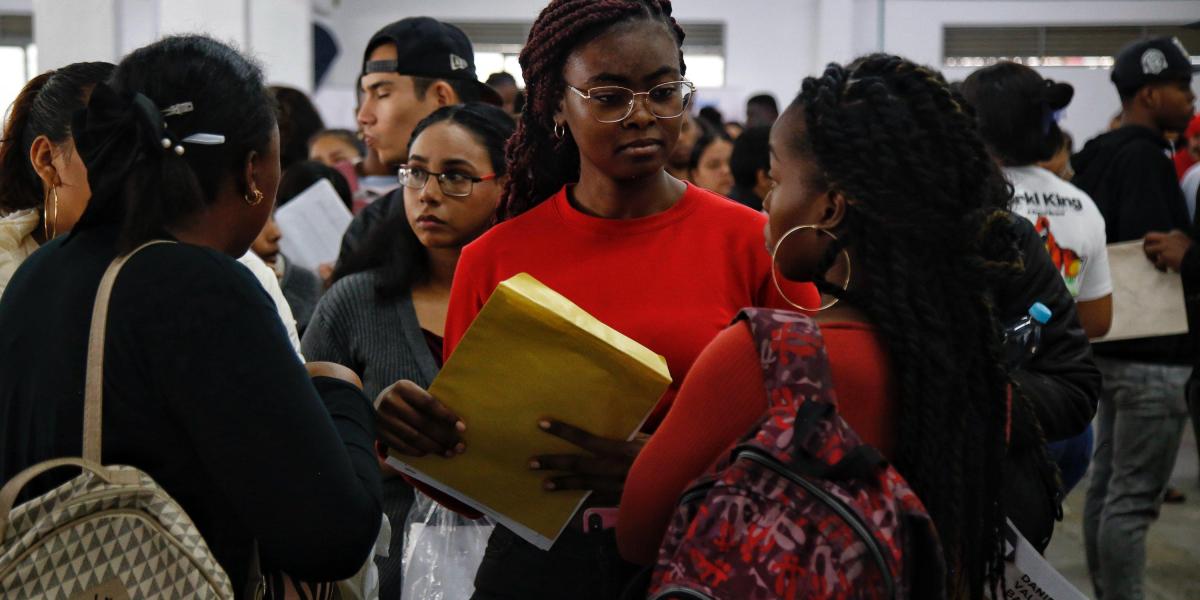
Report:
336,189,401,271
998,216,1102,550
725,184,764,212
1071,125,1192,363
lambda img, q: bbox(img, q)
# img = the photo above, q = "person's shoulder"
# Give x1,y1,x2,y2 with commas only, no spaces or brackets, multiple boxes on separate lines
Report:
117,242,268,312
465,195,561,256
1183,162,1200,188
284,259,323,292
323,271,382,310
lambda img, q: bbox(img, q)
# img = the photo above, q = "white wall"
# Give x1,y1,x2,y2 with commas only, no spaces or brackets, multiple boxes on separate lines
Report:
313,0,823,127
249,0,313,92
24,0,313,92
31,0,118,69
884,0,1200,145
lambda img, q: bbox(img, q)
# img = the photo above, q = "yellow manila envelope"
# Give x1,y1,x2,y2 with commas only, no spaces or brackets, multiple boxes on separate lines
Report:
386,273,672,550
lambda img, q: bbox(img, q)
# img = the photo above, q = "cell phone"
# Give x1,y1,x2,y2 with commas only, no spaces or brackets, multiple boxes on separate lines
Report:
583,507,618,533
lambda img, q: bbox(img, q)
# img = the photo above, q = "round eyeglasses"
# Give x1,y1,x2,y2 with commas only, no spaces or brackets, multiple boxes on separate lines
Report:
566,80,696,123
398,166,496,198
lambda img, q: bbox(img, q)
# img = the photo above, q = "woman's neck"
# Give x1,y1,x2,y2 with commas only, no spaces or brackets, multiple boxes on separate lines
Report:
570,165,685,219
166,206,243,257
420,246,460,293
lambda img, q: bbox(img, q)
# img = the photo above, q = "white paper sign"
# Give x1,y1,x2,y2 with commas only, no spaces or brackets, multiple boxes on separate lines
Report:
273,178,353,272
1094,239,1188,342
1002,521,1089,600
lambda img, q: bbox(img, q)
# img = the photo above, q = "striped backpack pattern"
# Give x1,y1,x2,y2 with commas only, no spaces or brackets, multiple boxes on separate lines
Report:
648,308,946,600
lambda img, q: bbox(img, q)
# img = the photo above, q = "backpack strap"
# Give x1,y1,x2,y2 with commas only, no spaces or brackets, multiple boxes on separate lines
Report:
733,307,837,440
733,308,884,480
82,240,175,462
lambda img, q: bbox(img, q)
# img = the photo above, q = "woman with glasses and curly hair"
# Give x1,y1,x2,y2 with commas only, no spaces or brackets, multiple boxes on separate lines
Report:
369,0,816,597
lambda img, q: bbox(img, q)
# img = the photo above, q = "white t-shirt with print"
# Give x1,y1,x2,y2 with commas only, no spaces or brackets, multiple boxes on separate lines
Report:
1005,165,1113,302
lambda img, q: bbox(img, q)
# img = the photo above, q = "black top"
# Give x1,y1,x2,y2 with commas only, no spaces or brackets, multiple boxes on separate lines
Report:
0,225,382,591
1072,124,1193,363
336,189,400,272
725,184,764,212
997,215,1102,550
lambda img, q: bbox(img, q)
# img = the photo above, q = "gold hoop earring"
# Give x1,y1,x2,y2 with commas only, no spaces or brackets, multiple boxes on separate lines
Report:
770,224,852,312
553,122,566,140
42,187,60,241
244,189,264,206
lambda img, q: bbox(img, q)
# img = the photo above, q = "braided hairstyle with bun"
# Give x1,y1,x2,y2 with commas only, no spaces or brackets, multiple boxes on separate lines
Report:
501,0,685,219
791,54,1024,598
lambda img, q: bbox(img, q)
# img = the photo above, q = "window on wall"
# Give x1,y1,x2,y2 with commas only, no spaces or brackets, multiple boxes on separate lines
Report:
943,24,1200,68
0,15,34,121
450,21,726,88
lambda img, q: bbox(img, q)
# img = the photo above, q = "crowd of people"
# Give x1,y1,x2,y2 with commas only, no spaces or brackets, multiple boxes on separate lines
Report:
0,0,1196,599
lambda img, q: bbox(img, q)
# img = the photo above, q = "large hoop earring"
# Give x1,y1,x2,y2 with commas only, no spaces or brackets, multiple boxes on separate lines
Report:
770,224,852,312
553,122,566,140
244,189,264,206
42,187,59,241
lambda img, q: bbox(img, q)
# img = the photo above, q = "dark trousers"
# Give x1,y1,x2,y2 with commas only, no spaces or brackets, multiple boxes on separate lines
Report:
471,526,642,600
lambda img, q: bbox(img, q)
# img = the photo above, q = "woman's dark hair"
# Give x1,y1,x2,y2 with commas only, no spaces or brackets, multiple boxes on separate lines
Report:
72,35,276,251
0,62,114,213
307,128,365,158
501,0,686,219
730,125,771,189
687,131,731,175
959,62,1074,166
789,54,1026,598
333,103,515,300
697,105,724,131
272,86,326,171
276,160,353,211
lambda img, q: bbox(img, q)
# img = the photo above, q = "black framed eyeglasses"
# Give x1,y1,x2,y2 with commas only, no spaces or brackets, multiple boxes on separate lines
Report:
398,166,497,197
566,80,696,123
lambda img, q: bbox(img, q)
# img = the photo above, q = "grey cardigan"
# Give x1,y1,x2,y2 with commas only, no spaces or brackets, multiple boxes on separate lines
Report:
301,270,439,400
299,269,437,600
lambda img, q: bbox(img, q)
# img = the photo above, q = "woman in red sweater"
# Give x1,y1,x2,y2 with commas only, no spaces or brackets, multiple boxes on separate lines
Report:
619,55,1021,599
371,1,816,598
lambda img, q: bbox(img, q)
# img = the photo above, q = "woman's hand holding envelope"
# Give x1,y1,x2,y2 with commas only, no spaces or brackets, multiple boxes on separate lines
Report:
530,419,649,503
375,379,468,458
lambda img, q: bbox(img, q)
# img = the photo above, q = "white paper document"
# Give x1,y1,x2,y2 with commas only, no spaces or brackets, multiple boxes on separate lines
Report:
1094,240,1188,342
1003,520,1088,600
273,178,353,272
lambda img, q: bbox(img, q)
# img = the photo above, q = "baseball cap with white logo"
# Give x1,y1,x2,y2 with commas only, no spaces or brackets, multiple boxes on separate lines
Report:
1111,36,1198,95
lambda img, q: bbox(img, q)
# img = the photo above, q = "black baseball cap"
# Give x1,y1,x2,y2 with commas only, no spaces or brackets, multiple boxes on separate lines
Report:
1111,36,1198,94
362,17,502,106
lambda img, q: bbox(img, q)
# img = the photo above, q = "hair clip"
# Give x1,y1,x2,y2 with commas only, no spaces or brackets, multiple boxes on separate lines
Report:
180,133,226,145
162,102,195,117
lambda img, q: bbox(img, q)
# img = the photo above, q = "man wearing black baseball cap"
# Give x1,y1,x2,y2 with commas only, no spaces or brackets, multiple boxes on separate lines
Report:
337,17,501,264
1073,36,1196,600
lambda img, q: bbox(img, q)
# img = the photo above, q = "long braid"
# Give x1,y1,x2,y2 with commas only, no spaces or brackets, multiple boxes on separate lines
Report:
794,54,1021,598
501,0,686,219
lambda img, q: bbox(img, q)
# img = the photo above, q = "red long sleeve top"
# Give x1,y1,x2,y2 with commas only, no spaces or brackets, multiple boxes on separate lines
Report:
443,183,818,418
416,183,819,518
617,319,896,565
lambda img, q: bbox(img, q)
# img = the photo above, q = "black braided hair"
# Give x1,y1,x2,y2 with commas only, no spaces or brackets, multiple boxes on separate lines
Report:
790,54,1023,598
501,0,686,219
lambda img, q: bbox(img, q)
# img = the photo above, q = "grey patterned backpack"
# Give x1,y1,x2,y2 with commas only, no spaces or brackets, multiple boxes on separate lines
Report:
0,241,236,599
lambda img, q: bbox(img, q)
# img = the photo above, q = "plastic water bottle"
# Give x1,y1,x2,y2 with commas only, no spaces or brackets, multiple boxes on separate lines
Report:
1002,302,1052,369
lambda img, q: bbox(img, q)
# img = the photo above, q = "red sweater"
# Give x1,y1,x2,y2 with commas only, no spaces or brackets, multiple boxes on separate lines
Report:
417,184,818,518
443,182,819,422
617,320,896,565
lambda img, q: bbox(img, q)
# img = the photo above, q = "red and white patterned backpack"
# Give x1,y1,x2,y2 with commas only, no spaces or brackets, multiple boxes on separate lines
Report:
648,309,946,600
